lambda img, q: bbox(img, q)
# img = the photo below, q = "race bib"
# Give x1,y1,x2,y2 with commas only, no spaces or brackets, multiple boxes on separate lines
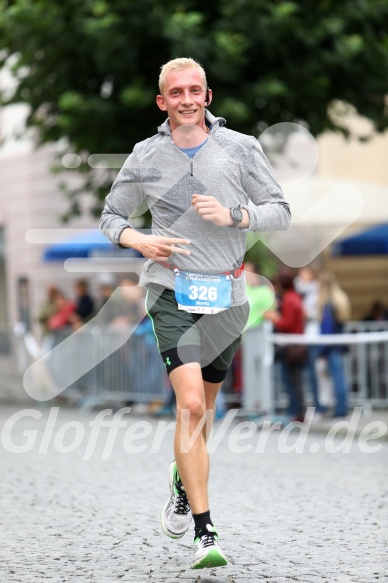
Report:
175,271,232,314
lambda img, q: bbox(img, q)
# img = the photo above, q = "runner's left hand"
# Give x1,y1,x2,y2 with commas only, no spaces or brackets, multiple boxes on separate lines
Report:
192,195,232,227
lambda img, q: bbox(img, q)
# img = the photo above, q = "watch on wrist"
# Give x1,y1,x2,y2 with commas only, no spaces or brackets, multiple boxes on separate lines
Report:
229,205,243,227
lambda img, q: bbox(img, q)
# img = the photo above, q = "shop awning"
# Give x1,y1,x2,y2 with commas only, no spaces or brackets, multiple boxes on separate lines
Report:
43,229,142,261
332,223,388,256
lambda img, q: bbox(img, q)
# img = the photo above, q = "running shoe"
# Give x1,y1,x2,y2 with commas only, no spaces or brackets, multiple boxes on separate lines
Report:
161,461,192,538
191,524,228,569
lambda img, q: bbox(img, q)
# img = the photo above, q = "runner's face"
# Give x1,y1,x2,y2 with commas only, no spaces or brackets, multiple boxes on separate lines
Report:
156,68,209,131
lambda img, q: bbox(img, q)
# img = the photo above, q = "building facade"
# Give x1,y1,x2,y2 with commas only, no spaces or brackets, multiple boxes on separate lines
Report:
0,102,99,330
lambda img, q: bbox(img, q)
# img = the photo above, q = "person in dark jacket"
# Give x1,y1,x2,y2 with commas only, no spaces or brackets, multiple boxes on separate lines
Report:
73,280,95,324
265,267,306,422
318,272,351,418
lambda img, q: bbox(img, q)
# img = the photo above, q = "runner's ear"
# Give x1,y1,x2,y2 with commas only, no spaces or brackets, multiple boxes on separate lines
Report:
156,95,167,111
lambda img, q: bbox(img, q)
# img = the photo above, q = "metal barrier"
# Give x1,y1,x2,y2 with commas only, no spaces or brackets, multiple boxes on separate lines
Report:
37,323,168,408
271,324,388,411
343,321,388,407
6,320,388,410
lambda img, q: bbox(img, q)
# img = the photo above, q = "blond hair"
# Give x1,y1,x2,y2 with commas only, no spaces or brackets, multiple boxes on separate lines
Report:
159,58,207,93
318,271,351,323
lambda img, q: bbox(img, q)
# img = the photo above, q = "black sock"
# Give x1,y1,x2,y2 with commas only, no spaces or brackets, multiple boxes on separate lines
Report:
193,510,213,538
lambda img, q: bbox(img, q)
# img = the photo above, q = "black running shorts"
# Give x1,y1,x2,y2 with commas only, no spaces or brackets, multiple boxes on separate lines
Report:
146,284,250,381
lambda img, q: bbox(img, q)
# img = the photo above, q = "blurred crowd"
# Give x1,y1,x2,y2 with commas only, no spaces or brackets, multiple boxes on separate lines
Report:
261,263,387,422
34,267,387,419
38,275,145,334
35,275,164,402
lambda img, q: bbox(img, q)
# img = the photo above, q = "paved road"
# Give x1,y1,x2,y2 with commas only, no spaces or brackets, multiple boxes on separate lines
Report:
0,404,387,583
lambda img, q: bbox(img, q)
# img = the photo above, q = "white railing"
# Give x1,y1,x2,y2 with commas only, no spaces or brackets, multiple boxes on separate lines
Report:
2,321,388,410
270,322,388,411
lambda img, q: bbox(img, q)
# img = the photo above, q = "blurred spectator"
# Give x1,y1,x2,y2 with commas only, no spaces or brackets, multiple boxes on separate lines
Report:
47,291,76,331
127,314,166,400
295,264,326,413
318,271,351,418
362,300,388,322
244,261,274,329
99,280,115,307
112,274,144,326
38,285,60,335
265,267,306,422
95,277,126,325
73,279,95,324
295,265,320,331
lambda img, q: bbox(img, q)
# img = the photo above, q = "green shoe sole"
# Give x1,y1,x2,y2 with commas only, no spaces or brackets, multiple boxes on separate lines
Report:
191,549,228,569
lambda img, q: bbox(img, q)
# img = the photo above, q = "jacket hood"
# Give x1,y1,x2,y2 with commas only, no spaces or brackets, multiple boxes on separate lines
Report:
157,109,226,135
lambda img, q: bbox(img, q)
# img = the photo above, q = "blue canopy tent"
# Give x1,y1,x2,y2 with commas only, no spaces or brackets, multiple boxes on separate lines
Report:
332,224,388,256
43,229,142,261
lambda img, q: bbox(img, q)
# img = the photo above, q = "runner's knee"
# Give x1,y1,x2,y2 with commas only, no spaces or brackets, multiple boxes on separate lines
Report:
177,396,206,422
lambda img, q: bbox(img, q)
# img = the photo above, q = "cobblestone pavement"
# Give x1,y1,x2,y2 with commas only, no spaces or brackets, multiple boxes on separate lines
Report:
0,404,387,583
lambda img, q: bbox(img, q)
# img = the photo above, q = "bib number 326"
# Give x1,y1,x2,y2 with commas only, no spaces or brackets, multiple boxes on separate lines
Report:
175,272,232,314
188,285,218,302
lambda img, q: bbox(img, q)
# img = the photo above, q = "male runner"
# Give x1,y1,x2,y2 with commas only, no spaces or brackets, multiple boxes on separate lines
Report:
100,57,291,569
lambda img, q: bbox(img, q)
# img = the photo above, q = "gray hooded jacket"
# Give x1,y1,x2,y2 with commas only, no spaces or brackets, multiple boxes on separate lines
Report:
99,111,291,306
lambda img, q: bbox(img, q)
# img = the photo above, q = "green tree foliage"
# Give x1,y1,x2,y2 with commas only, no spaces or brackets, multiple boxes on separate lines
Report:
1,0,387,218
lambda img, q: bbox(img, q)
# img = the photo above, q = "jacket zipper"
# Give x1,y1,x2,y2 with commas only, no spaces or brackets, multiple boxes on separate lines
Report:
190,158,193,177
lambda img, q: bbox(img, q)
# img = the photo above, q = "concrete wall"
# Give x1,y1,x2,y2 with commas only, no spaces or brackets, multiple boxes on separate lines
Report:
317,116,388,186
0,144,98,328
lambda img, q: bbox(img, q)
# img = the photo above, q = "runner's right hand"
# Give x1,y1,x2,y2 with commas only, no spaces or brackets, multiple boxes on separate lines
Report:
119,229,190,261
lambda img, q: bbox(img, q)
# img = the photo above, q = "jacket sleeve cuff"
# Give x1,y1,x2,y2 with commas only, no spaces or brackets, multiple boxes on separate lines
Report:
238,203,260,232
101,223,131,247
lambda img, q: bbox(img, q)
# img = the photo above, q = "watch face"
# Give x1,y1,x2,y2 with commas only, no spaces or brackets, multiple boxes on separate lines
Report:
232,207,243,220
